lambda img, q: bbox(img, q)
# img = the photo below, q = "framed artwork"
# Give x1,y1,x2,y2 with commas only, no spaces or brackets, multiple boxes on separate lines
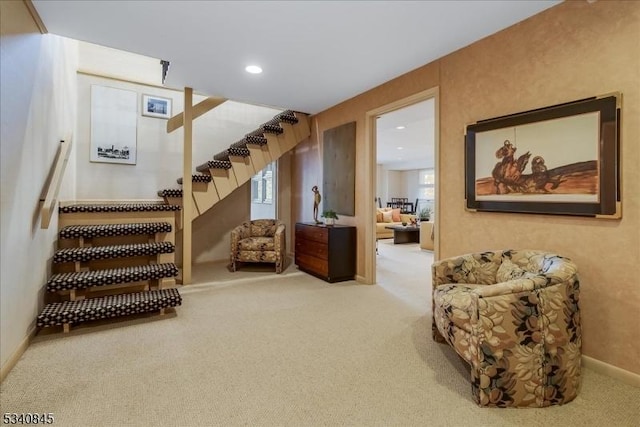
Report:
142,94,172,119
90,85,137,165
323,121,356,216
465,93,621,218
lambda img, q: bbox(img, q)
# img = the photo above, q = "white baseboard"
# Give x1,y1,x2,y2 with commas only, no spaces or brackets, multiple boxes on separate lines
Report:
582,355,640,388
1,326,37,383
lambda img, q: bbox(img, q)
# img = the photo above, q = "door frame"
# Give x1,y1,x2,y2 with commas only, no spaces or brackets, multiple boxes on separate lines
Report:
363,87,440,284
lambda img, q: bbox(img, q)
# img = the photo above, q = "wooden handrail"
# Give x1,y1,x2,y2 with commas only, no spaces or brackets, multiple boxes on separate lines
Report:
41,139,72,229
166,96,226,133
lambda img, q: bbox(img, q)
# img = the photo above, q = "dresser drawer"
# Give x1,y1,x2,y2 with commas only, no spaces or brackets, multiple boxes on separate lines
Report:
295,253,329,277
295,239,328,260
295,223,328,243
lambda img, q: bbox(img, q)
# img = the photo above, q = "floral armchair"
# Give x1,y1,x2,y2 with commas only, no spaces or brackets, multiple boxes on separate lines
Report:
229,219,286,273
432,249,581,408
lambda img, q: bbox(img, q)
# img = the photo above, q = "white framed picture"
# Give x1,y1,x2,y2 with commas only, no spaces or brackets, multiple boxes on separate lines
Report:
142,94,172,119
90,85,137,165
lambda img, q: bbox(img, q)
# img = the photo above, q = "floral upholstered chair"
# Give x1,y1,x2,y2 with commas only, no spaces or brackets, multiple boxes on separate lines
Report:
229,219,286,273
432,249,581,408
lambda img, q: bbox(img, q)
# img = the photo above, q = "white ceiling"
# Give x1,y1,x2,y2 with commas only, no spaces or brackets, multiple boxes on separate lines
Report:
33,1,560,171
377,99,435,170
32,0,560,115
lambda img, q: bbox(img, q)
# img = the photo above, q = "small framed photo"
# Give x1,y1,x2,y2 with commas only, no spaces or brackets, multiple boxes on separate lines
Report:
142,94,172,119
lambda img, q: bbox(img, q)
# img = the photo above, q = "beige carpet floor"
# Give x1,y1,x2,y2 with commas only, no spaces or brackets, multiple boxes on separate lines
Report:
1,240,639,426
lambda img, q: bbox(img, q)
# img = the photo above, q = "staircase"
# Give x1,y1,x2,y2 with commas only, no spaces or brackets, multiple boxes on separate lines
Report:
157,110,310,218
37,203,182,333
36,108,310,333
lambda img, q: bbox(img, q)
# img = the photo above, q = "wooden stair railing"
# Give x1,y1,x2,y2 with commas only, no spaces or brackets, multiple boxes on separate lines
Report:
166,96,227,133
40,139,72,229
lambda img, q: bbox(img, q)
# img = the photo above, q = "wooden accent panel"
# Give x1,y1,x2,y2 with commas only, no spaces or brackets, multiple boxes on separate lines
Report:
192,182,220,215
247,144,267,172
265,133,282,160
280,122,298,152
209,168,237,200
293,113,311,141
323,122,356,216
192,182,208,192
229,155,255,187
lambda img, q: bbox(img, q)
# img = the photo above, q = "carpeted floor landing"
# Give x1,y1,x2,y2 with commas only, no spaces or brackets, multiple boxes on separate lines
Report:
1,244,639,426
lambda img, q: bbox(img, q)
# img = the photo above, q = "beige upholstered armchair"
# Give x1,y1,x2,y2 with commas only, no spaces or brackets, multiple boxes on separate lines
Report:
229,219,286,273
432,249,581,408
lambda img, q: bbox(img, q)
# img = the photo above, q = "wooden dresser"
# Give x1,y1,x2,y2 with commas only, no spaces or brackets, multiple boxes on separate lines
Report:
294,223,356,283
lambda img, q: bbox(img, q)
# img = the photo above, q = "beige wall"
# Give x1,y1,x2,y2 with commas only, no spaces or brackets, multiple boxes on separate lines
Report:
75,50,284,263
292,1,640,374
0,2,78,371
75,74,282,200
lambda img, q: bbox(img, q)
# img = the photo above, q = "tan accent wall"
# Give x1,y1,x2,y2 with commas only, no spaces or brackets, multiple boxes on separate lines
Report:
292,1,640,374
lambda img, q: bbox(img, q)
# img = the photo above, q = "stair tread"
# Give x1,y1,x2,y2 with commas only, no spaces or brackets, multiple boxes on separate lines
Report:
227,146,251,157
260,118,284,134
243,130,267,145
277,110,299,124
177,174,211,184
196,160,232,173
46,263,179,292
213,150,230,161
37,288,182,327
53,242,175,263
59,203,181,213
60,222,172,239
158,189,183,198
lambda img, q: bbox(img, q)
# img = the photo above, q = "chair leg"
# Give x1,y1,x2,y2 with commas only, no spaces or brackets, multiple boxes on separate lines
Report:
432,320,447,343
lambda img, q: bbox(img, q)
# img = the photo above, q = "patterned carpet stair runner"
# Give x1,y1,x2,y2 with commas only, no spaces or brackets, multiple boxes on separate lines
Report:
177,174,211,185
37,203,182,333
59,222,172,239
37,288,182,330
59,203,181,214
195,159,232,174
53,242,175,263
46,263,179,292
157,189,183,199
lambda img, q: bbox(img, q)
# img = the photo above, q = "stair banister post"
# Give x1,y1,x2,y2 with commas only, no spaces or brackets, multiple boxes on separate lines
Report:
182,87,194,284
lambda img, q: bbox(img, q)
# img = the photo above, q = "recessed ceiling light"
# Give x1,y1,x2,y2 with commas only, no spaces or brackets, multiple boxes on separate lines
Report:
245,65,263,74
397,147,403,150
396,126,405,130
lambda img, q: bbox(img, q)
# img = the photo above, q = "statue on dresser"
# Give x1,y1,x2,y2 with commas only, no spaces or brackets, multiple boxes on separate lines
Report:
312,185,322,224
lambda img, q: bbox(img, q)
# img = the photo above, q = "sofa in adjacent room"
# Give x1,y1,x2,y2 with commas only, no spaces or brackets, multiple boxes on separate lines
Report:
375,207,416,239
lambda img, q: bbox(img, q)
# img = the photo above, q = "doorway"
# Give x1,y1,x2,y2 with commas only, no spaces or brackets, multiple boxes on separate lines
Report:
364,88,439,284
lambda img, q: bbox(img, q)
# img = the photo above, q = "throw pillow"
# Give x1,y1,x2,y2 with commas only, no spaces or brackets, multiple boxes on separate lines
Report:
376,210,383,223
496,259,538,282
382,210,393,223
391,208,401,222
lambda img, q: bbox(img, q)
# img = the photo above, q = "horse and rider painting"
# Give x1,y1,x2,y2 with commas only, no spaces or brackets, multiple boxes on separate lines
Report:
473,112,599,201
